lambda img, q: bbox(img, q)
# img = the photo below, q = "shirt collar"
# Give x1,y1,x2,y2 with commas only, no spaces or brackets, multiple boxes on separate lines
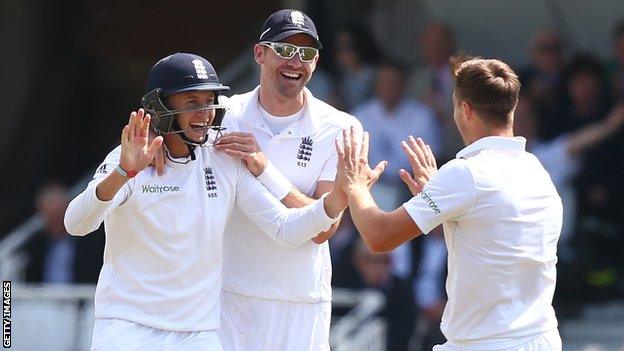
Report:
456,136,527,159
239,86,320,138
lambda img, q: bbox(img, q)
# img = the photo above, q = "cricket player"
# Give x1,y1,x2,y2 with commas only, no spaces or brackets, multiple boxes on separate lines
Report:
335,56,563,350
213,9,363,351
64,52,347,350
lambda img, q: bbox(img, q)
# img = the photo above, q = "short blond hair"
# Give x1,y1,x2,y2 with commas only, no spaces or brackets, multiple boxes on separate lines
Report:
450,55,521,126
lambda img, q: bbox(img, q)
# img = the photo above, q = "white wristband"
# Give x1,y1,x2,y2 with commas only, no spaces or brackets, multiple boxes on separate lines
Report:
256,162,292,200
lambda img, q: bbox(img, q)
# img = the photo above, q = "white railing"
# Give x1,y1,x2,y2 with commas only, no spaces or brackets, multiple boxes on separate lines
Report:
7,285,386,351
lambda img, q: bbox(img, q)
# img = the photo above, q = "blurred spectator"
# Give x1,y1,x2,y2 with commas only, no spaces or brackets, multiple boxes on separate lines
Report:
353,60,441,191
607,20,624,101
514,94,624,251
353,61,442,284
333,23,380,110
22,182,104,284
336,239,416,351
520,30,567,140
306,67,336,103
562,55,612,132
407,22,462,160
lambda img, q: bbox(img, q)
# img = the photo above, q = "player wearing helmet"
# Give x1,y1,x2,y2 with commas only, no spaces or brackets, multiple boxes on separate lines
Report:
64,52,350,350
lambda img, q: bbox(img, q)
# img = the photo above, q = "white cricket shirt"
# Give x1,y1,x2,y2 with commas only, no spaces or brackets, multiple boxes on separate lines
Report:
221,86,362,303
64,145,338,332
403,136,562,349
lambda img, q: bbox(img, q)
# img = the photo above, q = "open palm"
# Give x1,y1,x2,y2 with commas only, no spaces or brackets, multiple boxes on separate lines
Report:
335,127,387,192
119,108,163,174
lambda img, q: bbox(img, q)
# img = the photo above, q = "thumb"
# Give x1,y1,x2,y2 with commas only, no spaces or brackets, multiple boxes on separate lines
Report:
373,160,387,176
155,144,166,177
400,169,421,195
146,136,164,158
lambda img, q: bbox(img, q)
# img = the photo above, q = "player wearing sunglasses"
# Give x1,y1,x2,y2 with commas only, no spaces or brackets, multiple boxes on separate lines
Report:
259,41,319,62
215,9,365,351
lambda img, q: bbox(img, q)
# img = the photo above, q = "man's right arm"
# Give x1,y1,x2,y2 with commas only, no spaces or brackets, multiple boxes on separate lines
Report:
234,166,345,248
65,109,162,236
64,149,129,236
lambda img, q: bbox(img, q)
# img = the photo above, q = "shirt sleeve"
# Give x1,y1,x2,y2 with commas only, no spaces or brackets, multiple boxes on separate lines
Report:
64,146,131,236
402,159,475,234
235,166,339,248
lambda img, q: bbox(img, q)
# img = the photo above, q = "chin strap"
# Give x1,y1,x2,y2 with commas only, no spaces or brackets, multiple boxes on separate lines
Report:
171,119,200,160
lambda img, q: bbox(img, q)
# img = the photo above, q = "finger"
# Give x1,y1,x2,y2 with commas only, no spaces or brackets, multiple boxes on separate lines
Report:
134,109,145,138
400,169,421,195
146,136,164,159
215,143,255,153
214,141,255,151
335,139,346,167
425,144,437,168
128,111,137,142
223,148,252,160
409,136,427,166
372,160,387,177
121,125,130,145
359,131,370,163
222,132,254,138
215,135,257,148
140,114,151,138
343,129,353,168
401,140,422,172
155,143,165,176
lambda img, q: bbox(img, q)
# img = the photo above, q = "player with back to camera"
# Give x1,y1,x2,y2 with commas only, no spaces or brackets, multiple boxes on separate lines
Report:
64,52,349,350
334,55,563,350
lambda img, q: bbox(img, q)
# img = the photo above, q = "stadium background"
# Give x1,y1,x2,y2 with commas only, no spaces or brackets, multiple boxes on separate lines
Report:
1,0,624,349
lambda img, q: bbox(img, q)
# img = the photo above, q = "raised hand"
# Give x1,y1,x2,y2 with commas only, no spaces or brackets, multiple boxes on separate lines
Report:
399,136,437,195
334,127,387,193
148,128,167,176
119,109,163,175
214,132,268,176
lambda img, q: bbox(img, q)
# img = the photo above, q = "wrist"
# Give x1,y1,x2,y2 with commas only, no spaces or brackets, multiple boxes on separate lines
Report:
346,182,368,195
326,189,348,211
321,192,344,220
256,161,292,199
115,164,138,178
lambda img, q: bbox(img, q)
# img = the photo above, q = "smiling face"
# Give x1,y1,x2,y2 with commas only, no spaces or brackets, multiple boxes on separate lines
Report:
255,33,319,99
166,90,216,144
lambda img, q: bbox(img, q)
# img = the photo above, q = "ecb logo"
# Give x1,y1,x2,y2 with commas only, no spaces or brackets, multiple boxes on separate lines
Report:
296,136,313,168
192,59,209,79
203,166,218,198
290,11,305,28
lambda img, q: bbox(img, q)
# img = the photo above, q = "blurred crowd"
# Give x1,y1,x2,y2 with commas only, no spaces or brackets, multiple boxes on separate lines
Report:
18,19,624,351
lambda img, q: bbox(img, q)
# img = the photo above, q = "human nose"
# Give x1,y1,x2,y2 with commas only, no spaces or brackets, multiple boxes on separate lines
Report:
286,50,304,66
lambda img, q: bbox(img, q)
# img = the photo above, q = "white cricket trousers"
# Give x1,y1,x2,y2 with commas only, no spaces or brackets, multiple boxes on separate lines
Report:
219,290,331,351
433,328,562,351
91,318,223,351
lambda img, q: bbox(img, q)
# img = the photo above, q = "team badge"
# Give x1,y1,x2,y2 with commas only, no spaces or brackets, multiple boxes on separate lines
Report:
290,11,306,28
296,136,313,167
203,166,218,198
192,59,209,79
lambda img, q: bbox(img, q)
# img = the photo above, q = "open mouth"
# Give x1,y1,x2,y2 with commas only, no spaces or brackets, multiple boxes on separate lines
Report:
280,71,303,81
189,121,209,129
